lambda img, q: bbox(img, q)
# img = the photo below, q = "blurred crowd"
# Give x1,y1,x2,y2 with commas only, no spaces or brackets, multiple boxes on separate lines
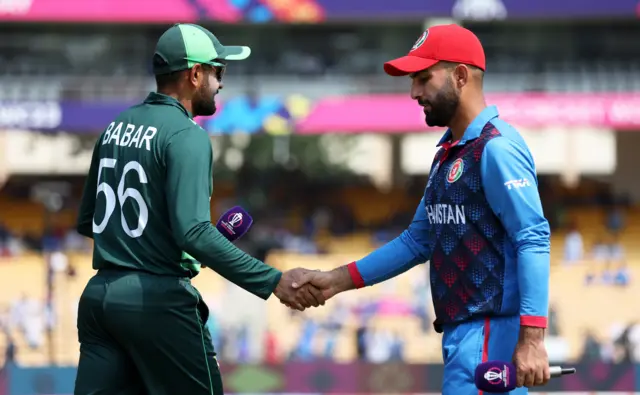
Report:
562,206,631,286
205,267,431,364
1,183,639,367
0,223,90,258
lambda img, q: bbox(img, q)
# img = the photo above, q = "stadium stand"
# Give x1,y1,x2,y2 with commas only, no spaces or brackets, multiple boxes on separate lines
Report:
1,15,640,395
1,222,637,367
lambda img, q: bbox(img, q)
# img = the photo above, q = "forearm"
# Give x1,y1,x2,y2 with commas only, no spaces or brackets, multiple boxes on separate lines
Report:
331,265,358,294
183,222,282,300
348,230,429,288
517,231,550,327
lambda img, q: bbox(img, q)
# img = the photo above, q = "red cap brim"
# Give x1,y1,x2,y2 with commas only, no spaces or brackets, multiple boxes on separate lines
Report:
383,56,439,76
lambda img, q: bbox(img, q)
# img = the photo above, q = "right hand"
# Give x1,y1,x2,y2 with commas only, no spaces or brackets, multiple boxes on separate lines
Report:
291,269,344,301
273,268,326,311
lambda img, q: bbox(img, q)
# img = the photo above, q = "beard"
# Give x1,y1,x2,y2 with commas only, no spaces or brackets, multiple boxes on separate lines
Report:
192,80,217,117
422,78,460,127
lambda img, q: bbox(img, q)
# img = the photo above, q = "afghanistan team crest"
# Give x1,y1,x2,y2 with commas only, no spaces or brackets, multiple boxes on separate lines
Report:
447,158,464,183
411,30,429,51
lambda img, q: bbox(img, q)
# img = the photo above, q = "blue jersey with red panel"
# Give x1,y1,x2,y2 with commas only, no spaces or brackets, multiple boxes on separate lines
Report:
347,105,550,329
427,123,507,324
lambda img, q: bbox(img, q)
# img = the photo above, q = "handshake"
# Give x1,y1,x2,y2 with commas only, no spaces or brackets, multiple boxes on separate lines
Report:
213,207,353,311
272,266,354,311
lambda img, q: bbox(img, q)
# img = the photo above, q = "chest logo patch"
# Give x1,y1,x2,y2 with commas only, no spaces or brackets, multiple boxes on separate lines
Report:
447,158,464,183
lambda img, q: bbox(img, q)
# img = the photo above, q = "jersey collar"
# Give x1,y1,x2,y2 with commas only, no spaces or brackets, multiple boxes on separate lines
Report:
144,92,194,119
436,105,499,147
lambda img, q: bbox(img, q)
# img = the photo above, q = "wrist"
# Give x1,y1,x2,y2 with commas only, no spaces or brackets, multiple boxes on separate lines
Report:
332,265,358,293
346,261,365,289
269,270,284,298
519,325,545,344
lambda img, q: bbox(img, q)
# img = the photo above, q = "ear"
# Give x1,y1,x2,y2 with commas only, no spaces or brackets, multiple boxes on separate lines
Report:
189,64,205,87
453,64,470,88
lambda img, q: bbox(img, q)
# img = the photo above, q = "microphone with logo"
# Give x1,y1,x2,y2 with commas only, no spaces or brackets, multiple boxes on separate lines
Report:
183,206,253,266
475,361,576,393
215,206,253,242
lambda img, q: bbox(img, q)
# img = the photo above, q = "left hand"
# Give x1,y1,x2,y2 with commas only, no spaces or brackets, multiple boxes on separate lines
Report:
512,326,551,388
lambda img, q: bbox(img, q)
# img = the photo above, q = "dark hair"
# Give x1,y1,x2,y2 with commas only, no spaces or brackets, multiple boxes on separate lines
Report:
153,54,183,90
441,61,484,81
154,55,216,90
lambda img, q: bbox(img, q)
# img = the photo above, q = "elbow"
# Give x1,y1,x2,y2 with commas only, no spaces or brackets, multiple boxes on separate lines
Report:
513,221,550,254
76,222,93,239
177,221,214,252
175,231,193,252
400,229,431,262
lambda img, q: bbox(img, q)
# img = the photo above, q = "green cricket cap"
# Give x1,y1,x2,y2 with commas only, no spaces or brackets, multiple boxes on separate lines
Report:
153,23,251,75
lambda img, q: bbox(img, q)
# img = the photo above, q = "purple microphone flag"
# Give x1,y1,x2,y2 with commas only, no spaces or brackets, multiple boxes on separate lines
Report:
475,361,517,393
216,206,253,242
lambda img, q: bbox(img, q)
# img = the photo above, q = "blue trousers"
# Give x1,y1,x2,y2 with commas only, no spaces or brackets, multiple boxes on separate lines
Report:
441,316,528,395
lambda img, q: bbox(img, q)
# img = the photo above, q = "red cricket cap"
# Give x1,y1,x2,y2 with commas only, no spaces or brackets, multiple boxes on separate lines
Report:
383,24,486,77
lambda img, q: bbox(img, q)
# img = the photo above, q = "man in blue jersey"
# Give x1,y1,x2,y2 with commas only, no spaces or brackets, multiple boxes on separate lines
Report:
291,24,551,394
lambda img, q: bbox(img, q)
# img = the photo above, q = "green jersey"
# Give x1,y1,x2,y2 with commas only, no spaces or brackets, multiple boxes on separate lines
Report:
77,92,281,300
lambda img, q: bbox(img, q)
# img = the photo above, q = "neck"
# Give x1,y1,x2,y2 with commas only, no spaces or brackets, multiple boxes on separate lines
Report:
448,95,487,142
157,89,194,115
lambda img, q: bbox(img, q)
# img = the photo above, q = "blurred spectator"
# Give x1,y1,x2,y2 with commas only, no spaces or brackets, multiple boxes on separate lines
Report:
236,325,251,363
0,223,10,257
563,221,583,264
280,231,319,254
42,227,63,253
10,294,45,350
579,330,602,363
629,323,640,363
291,318,319,361
0,223,25,257
547,305,560,336
325,301,348,332
609,235,630,286
389,331,405,362
323,331,337,360
355,320,368,361
264,329,280,364
602,323,625,362
614,324,634,363
606,206,625,235
585,237,610,285
63,229,89,252
366,329,393,363
409,272,431,333
206,313,222,356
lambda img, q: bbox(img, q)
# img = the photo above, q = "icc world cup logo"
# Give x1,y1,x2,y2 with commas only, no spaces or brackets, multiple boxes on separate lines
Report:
221,212,243,235
227,212,243,228
484,365,509,387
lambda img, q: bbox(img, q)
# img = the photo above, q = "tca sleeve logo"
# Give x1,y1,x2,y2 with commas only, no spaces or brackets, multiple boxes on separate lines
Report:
504,178,531,190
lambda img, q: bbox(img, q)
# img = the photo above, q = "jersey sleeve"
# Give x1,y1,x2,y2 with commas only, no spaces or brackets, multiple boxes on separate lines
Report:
481,136,550,328
165,127,281,300
347,197,432,287
76,138,101,239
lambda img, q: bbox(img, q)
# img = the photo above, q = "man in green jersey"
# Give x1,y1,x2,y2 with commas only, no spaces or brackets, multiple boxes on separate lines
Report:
74,23,323,395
